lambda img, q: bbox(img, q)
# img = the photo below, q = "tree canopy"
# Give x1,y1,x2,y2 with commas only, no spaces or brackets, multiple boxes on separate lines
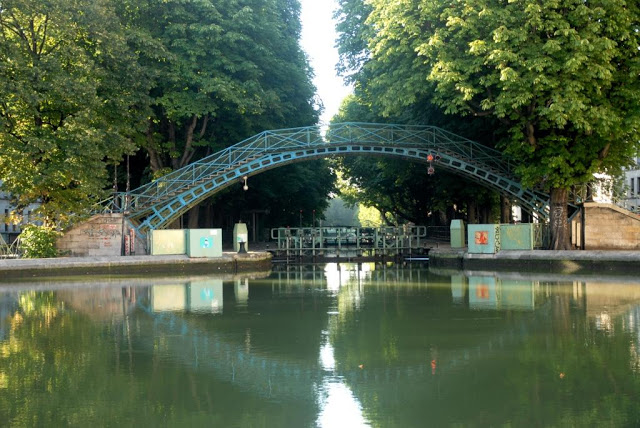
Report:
331,0,506,228
116,0,335,231
0,0,334,231
336,0,640,248
331,95,500,226
0,0,147,225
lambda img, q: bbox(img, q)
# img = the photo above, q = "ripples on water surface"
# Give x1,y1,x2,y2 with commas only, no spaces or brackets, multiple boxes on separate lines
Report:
1,263,640,427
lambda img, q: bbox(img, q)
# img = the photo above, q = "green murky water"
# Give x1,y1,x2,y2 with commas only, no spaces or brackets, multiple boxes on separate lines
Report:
1,263,640,427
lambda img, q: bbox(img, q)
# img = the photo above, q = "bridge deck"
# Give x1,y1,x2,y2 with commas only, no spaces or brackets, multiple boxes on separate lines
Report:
99,123,554,234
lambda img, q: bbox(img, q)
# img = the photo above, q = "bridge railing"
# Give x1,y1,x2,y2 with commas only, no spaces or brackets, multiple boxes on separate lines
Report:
101,123,524,217
121,127,328,211
326,123,515,176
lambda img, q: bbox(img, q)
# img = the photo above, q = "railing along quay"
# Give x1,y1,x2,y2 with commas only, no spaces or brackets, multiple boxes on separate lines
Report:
269,226,448,261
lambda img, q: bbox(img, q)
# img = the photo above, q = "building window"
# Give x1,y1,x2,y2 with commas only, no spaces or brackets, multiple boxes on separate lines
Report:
632,178,636,196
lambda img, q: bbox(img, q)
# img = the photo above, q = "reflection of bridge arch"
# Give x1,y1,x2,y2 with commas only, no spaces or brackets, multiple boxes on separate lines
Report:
135,286,535,402
110,123,550,233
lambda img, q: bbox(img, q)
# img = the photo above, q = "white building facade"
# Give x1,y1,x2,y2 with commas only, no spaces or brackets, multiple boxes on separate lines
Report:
621,156,640,213
0,182,40,243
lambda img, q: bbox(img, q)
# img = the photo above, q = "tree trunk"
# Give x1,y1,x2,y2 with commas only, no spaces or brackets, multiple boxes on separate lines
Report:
550,187,571,250
479,204,490,224
146,121,164,172
179,115,199,168
169,121,181,170
500,196,511,223
204,203,212,228
437,210,447,226
187,204,200,229
467,199,477,224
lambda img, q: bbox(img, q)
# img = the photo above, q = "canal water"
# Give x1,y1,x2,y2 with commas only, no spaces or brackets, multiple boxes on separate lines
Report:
1,263,640,427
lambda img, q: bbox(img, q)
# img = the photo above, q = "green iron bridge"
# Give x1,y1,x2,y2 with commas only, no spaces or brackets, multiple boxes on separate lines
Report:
105,122,551,235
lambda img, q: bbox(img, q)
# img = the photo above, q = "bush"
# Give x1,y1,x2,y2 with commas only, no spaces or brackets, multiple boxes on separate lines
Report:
19,224,62,258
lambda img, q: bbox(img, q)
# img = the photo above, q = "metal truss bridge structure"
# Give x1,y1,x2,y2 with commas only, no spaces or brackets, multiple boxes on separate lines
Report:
106,122,551,234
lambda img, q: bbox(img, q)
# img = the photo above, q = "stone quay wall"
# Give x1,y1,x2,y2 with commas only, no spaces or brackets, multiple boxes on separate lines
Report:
57,214,145,257
583,203,640,250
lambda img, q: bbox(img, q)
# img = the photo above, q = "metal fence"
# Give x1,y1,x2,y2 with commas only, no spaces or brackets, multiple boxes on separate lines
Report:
0,235,21,259
270,226,440,258
424,226,451,242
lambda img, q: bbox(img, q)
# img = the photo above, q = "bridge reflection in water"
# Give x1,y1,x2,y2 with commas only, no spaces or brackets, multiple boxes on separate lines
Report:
5,265,640,426
118,264,640,426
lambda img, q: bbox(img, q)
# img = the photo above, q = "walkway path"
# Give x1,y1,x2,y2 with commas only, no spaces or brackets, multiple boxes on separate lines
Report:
430,247,640,274
0,251,272,279
2,246,639,279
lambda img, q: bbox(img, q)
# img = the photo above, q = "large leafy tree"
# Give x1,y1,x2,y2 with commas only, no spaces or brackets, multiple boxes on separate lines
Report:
332,95,500,225
123,0,272,174
0,0,335,235
120,0,332,230
333,0,507,228
360,0,640,249
125,0,320,161
0,0,147,225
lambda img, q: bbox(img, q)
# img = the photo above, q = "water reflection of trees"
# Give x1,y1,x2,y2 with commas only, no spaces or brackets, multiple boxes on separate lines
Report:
2,270,640,427
0,288,318,427
329,278,640,427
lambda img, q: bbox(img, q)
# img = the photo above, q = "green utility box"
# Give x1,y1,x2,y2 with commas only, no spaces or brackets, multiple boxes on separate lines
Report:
450,220,466,248
150,230,187,255
186,229,222,258
467,224,499,254
499,224,535,250
233,223,248,252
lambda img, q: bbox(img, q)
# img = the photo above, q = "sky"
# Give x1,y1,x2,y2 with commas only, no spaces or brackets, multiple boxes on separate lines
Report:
299,0,353,125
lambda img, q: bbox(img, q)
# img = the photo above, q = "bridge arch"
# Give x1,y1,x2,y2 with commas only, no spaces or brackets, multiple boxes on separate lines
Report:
112,123,550,233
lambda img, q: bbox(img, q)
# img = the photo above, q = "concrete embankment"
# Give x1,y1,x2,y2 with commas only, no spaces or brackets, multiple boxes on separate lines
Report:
429,248,640,275
0,251,272,280
3,247,639,279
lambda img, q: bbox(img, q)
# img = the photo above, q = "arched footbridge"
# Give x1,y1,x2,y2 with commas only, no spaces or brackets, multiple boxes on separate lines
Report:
107,122,551,234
